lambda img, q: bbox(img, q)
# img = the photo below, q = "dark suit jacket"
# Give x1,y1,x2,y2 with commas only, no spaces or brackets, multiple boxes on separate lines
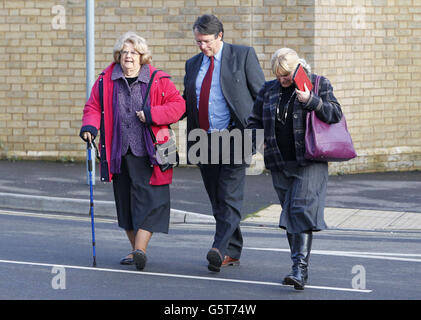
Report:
183,43,265,151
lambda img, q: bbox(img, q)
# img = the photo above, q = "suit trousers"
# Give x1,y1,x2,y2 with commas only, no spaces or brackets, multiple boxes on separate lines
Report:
199,162,246,259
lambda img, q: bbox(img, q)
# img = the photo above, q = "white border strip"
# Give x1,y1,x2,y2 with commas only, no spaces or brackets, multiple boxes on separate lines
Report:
0,259,372,293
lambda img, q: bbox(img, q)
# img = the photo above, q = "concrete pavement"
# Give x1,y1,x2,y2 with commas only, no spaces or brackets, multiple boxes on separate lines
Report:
245,205,421,231
0,159,420,232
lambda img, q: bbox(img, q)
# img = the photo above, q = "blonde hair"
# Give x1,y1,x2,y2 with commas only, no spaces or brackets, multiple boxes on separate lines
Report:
113,32,152,65
271,47,311,76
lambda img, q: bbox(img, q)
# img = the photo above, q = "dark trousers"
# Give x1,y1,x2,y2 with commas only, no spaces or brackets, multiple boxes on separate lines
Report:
199,162,246,259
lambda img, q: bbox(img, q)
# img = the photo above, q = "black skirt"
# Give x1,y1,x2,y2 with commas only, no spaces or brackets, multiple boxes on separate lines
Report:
112,153,170,233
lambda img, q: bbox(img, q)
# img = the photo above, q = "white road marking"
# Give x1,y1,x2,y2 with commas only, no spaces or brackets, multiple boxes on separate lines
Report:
0,259,372,293
1,209,419,262
0,209,115,223
245,247,421,263
2,208,419,293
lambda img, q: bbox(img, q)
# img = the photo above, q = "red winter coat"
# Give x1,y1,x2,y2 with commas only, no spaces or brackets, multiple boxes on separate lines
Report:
81,63,185,185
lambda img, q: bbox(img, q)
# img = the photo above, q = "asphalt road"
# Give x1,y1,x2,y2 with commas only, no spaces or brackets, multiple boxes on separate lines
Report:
1,160,421,218
1,209,420,303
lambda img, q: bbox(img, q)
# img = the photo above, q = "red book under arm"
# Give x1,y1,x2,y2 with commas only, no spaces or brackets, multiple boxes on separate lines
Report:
292,64,313,92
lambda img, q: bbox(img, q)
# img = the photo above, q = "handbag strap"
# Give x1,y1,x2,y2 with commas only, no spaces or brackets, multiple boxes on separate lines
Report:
314,75,321,96
144,69,160,107
144,69,160,143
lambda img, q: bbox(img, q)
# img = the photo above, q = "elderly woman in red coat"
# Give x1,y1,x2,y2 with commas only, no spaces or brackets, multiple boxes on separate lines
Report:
80,32,185,271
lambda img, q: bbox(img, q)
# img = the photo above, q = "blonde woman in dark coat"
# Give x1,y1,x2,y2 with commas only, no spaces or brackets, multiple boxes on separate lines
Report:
247,48,342,290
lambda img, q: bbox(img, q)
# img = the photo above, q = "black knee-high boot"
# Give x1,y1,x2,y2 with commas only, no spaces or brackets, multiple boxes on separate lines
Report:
282,231,313,290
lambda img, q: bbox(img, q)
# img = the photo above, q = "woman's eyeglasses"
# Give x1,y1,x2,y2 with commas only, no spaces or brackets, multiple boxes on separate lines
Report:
120,50,140,56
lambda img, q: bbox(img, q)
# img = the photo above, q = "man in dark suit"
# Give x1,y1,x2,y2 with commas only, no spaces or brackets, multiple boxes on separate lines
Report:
183,14,265,272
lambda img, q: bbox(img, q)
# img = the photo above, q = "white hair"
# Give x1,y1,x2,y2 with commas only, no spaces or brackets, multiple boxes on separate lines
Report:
113,31,152,65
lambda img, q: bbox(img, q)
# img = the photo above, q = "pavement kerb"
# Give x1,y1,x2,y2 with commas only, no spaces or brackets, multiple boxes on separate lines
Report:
0,192,215,225
1,192,421,231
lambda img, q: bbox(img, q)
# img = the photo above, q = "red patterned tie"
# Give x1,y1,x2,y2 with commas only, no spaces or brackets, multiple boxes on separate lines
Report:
199,56,214,131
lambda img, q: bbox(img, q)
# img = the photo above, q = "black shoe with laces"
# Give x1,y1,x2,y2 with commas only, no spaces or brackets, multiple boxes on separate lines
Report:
206,248,223,272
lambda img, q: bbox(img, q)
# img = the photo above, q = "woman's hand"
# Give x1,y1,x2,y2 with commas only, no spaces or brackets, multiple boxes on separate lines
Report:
295,83,311,104
136,110,146,123
82,132,92,143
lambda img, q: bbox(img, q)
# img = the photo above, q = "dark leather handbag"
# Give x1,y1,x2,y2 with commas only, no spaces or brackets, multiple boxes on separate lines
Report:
304,76,357,162
144,70,179,172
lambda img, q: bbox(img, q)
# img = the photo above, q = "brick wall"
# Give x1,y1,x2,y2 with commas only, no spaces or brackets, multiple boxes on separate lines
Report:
0,0,420,174
313,0,421,173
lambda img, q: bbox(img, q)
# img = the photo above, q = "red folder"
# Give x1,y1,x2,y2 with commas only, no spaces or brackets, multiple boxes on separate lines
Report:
292,64,312,92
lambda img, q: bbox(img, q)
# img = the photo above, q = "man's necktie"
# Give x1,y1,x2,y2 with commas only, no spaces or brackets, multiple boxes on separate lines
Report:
199,56,214,131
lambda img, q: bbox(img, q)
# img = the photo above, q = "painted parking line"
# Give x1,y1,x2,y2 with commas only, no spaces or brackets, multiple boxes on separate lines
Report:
0,259,372,293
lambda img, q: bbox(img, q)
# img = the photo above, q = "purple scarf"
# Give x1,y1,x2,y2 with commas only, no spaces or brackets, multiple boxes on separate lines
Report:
110,80,157,174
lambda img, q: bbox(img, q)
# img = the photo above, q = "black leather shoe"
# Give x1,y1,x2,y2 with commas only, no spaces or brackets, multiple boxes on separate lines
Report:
133,249,147,270
206,248,223,272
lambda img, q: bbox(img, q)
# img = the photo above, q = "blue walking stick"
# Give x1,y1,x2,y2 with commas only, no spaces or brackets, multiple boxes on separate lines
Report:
87,141,97,267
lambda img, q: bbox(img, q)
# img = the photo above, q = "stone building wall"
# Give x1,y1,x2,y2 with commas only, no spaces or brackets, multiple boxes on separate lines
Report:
313,0,421,173
0,0,420,174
